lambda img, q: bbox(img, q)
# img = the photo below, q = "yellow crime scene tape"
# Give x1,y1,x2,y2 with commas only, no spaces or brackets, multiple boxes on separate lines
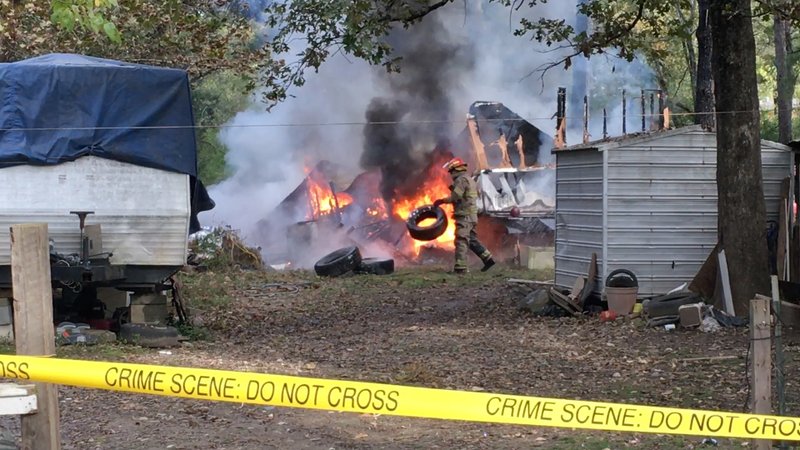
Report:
0,354,797,441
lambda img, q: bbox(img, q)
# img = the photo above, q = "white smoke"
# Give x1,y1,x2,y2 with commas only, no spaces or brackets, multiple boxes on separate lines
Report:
199,55,377,244
199,0,656,263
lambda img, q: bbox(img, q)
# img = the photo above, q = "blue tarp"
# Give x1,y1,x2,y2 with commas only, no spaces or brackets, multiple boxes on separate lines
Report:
0,53,214,233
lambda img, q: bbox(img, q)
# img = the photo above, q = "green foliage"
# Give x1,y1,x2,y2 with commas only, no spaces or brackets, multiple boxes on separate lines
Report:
1,1,264,84
191,71,251,185
760,110,800,141
178,268,234,310
491,0,694,70
168,318,210,341
196,129,230,186
51,0,121,43
190,227,238,271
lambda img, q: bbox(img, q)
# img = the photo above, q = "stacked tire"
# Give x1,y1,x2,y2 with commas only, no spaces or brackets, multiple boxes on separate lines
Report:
314,246,394,277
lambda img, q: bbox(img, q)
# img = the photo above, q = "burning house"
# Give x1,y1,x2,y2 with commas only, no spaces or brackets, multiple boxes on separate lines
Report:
255,101,556,268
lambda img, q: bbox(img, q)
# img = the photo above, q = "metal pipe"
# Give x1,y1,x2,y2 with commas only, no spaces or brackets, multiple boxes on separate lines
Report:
641,89,646,132
555,87,567,147
583,95,589,143
622,89,627,135
650,93,655,130
603,108,608,139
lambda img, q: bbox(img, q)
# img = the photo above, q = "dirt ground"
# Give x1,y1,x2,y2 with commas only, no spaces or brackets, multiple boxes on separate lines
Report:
2,264,800,449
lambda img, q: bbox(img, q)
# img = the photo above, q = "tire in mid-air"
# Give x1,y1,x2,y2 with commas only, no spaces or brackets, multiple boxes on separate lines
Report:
406,205,448,241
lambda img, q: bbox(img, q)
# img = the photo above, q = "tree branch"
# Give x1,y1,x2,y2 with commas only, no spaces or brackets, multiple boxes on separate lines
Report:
384,0,453,23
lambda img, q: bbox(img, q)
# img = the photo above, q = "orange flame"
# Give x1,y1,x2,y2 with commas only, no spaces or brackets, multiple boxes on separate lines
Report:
391,159,456,256
305,169,353,219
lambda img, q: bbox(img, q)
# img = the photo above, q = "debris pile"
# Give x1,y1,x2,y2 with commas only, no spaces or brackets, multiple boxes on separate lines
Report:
189,226,263,270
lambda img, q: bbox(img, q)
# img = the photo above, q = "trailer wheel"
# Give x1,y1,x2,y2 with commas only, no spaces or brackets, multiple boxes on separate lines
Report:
406,205,448,241
314,246,362,277
356,257,395,275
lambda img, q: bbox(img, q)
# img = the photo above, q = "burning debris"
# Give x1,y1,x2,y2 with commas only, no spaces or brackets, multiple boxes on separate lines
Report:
255,101,557,269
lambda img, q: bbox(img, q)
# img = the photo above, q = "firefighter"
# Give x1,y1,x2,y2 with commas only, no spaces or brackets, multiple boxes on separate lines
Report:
434,157,495,273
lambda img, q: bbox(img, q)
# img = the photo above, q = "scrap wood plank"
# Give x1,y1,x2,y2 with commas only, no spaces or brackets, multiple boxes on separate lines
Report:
506,278,553,286
578,253,598,307
549,287,581,316
11,224,61,450
688,243,719,300
569,277,585,301
750,295,772,450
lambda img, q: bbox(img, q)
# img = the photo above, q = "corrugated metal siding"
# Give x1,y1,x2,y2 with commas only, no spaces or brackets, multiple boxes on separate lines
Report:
0,156,190,266
604,129,790,295
554,149,603,290
554,128,792,296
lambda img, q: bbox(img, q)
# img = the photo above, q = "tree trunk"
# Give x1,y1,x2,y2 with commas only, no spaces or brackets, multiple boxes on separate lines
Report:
695,0,714,128
774,15,793,143
710,0,770,316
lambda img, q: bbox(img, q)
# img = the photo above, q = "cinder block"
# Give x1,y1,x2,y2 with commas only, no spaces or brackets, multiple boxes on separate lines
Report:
130,293,168,306
130,304,169,324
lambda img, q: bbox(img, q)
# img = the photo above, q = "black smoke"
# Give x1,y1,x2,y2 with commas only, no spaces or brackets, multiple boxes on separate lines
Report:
360,12,474,203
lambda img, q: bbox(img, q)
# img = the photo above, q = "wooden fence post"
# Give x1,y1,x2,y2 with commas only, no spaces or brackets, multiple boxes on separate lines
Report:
11,224,60,450
750,295,771,450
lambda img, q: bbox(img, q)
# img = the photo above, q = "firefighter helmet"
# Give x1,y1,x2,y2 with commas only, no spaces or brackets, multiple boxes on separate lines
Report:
442,157,467,172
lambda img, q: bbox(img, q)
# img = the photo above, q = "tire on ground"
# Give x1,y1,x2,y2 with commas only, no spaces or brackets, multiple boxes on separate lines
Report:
314,246,363,277
356,257,395,275
118,323,181,348
406,205,448,241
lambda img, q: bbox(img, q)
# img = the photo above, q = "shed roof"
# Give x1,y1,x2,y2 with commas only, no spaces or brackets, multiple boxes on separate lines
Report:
552,124,790,153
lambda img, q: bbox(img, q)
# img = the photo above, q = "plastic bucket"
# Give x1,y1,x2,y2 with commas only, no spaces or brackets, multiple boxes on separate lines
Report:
605,269,639,315
606,286,638,315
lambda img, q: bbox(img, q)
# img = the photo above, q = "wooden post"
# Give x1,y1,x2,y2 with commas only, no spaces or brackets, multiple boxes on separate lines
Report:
11,224,61,450
750,295,771,450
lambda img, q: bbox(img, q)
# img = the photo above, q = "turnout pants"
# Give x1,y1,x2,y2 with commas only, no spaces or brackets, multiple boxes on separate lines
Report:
454,220,492,271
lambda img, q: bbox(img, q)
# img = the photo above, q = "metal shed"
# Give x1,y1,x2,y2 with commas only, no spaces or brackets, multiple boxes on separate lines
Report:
554,125,793,297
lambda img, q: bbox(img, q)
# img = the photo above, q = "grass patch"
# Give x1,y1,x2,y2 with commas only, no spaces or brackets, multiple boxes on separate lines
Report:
172,321,210,341
56,342,149,360
0,340,14,354
329,265,551,291
0,341,149,360
177,270,236,310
